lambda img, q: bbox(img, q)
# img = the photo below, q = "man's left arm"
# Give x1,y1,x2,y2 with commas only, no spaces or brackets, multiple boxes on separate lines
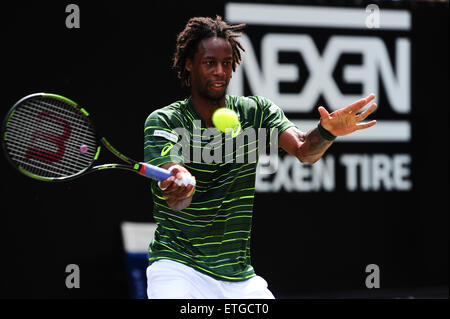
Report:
279,93,377,163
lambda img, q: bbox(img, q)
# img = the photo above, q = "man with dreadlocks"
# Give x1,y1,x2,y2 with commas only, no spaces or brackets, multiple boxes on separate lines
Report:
144,16,377,299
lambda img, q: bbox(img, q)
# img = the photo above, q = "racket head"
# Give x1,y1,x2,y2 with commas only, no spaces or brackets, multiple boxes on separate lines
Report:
2,93,100,181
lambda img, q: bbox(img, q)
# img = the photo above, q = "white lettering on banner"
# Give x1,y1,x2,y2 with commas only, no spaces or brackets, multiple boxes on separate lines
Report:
256,155,335,192
255,154,412,192
228,33,410,114
340,154,412,191
226,3,411,142
226,3,411,30
226,4,413,193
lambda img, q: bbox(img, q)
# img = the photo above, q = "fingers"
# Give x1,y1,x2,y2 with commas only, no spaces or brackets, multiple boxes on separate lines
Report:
169,165,186,176
355,120,377,130
163,182,191,200
159,176,175,190
347,93,376,113
174,172,196,187
316,94,377,135
184,184,195,198
317,106,330,119
365,93,376,103
356,103,377,122
162,180,189,197
160,170,195,201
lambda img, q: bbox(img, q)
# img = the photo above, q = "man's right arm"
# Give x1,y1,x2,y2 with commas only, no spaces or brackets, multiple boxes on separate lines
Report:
144,109,195,211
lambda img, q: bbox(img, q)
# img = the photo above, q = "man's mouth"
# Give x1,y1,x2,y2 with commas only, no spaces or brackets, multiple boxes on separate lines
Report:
210,81,226,88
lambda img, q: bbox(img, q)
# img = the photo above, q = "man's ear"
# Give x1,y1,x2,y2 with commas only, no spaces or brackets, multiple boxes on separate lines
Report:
185,59,192,72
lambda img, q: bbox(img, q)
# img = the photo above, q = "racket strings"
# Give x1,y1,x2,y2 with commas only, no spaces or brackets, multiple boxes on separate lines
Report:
7,106,96,155
6,135,93,170
5,97,97,178
6,106,95,177
6,120,89,177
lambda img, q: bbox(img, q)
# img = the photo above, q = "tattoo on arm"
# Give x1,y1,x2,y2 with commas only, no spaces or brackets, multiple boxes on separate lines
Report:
299,127,333,163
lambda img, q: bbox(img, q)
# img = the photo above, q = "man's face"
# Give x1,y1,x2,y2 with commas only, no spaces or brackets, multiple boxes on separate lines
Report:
186,37,233,102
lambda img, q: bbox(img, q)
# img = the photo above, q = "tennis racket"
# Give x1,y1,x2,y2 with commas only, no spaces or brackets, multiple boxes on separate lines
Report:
2,93,175,183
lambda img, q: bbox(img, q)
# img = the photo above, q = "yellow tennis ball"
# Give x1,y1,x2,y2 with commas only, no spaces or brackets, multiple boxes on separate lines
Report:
212,108,240,135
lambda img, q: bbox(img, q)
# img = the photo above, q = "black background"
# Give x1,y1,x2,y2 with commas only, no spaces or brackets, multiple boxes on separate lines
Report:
0,0,448,299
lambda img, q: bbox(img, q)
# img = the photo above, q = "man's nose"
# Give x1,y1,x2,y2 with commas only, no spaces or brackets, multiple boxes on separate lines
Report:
214,64,226,77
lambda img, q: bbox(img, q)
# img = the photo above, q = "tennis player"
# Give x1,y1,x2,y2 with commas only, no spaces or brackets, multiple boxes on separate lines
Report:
144,16,377,299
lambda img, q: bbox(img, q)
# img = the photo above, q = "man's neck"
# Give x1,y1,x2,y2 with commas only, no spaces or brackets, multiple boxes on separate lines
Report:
191,93,226,127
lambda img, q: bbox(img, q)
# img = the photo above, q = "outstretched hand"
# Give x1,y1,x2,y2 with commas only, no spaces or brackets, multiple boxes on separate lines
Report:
318,93,378,137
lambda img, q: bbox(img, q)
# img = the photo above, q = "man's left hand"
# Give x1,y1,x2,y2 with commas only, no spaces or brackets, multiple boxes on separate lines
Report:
318,93,377,137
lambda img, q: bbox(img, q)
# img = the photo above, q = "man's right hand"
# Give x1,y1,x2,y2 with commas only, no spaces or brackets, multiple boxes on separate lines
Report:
159,163,195,211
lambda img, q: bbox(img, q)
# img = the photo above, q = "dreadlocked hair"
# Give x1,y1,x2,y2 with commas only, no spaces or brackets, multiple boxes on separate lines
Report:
173,16,246,87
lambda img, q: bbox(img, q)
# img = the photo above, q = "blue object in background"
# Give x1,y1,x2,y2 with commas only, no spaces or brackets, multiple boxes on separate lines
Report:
121,222,157,299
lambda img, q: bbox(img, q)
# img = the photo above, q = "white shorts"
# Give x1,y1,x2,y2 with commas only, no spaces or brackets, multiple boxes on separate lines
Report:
146,259,275,299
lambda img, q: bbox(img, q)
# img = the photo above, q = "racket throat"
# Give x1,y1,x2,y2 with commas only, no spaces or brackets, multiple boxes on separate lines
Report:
100,137,133,164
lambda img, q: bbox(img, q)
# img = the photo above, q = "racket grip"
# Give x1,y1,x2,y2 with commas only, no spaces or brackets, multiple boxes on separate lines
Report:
139,163,172,181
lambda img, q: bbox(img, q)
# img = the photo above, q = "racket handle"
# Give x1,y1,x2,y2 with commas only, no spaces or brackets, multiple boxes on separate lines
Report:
139,163,172,181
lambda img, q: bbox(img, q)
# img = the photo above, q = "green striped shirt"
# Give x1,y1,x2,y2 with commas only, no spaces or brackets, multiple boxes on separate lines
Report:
144,95,294,281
